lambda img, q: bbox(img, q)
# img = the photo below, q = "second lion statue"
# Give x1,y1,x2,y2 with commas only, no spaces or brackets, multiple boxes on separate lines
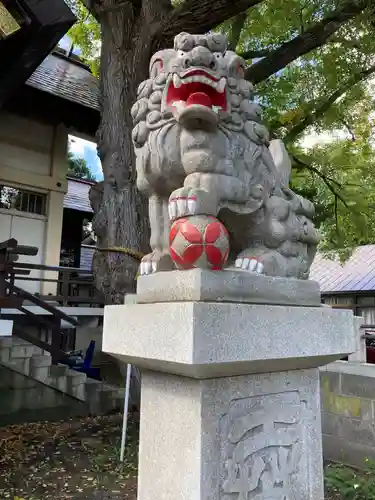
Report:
131,32,320,279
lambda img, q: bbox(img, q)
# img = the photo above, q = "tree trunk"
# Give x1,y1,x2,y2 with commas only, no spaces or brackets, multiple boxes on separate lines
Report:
90,2,151,304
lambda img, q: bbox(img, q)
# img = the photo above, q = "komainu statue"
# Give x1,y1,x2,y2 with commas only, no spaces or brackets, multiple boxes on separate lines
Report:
131,32,320,279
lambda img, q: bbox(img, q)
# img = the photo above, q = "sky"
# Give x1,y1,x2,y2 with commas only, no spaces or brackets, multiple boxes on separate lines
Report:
60,35,103,181
68,135,104,181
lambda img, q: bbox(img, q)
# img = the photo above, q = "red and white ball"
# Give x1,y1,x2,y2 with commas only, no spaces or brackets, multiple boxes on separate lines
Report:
169,215,230,270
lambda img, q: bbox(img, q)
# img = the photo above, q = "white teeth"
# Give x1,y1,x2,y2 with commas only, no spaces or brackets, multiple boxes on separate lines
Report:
177,198,186,216
187,198,197,214
241,258,250,270
218,78,226,93
235,259,242,268
168,201,177,220
176,73,226,93
249,259,258,272
173,74,182,88
172,100,186,113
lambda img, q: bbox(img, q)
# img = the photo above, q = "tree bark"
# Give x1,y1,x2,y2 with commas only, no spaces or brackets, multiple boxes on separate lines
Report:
90,1,151,303
153,0,264,50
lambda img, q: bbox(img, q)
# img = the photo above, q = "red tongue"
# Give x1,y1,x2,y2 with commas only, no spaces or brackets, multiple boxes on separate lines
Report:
186,92,212,108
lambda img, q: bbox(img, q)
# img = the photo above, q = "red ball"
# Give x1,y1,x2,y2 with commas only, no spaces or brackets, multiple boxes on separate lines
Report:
169,215,230,270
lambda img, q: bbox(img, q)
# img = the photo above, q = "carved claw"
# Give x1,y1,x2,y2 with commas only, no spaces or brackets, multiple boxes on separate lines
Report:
168,191,197,221
235,257,264,274
139,251,175,276
168,187,218,221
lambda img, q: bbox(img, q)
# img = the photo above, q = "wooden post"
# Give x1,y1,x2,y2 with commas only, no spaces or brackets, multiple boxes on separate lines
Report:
61,270,69,307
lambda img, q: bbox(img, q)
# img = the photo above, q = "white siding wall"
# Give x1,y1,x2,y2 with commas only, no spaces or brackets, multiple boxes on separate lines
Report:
0,110,69,295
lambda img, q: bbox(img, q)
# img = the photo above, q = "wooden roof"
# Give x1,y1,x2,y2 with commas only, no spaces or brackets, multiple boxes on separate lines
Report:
0,0,76,106
27,52,99,112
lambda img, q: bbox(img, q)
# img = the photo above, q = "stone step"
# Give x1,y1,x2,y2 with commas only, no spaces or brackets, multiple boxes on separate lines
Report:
8,355,30,374
0,346,11,363
0,336,123,415
0,337,14,347
30,354,52,381
49,374,68,393
10,343,36,359
49,364,69,378
30,354,52,368
10,337,30,346
67,370,87,401
67,370,87,385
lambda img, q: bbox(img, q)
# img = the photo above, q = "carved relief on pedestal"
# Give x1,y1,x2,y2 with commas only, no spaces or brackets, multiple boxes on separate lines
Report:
220,391,303,500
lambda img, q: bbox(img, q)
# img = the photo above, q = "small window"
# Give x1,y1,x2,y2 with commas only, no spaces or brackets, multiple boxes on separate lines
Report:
0,185,46,215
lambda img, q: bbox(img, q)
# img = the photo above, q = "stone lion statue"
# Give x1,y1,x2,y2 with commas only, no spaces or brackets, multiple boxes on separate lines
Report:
131,32,320,279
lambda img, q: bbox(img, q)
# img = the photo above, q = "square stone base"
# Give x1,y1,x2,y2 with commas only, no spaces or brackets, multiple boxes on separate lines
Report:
103,301,356,378
138,368,323,500
136,269,321,307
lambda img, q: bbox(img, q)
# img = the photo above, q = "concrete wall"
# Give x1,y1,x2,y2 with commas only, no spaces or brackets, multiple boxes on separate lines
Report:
0,364,87,426
0,111,69,294
321,361,375,468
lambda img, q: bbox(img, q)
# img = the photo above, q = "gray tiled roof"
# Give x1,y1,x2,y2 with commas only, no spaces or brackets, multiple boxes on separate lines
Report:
310,246,375,293
26,53,100,111
64,178,94,213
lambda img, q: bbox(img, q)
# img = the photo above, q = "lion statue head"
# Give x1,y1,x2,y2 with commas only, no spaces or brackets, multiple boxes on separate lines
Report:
131,32,273,200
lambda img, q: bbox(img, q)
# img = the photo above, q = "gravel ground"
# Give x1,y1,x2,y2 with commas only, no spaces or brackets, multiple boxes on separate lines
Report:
0,413,345,499
0,414,138,500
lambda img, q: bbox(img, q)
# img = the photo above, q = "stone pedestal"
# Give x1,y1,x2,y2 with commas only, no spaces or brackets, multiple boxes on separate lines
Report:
103,269,357,500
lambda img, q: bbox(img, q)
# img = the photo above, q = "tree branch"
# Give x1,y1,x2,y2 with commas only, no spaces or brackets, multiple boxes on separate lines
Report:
341,120,356,141
292,154,348,207
142,0,172,25
246,0,371,84
239,48,272,59
328,36,362,51
283,63,375,143
79,0,140,19
228,13,247,50
152,0,265,51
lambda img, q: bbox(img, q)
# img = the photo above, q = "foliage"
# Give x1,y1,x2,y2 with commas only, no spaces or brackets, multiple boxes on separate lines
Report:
67,152,96,182
290,99,375,260
66,0,375,257
325,461,375,499
66,1,100,76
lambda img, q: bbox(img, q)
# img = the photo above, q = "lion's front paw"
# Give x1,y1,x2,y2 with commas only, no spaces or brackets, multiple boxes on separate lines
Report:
234,256,264,274
168,187,218,221
139,251,174,276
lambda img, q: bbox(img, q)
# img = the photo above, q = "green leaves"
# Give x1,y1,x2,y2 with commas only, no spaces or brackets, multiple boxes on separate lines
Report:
69,0,375,255
67,151,97,181
325,462,375,500
67,0,100,76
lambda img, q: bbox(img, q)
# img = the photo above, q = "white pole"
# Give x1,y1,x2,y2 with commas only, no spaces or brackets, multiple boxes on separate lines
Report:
120,363,132,462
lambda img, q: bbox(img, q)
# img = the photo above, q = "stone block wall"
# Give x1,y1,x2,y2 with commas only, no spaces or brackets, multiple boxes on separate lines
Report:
320,361,375,468
0,365,87,426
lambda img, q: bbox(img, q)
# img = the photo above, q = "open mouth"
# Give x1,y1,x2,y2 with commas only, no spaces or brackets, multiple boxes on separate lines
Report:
166,69,227,116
